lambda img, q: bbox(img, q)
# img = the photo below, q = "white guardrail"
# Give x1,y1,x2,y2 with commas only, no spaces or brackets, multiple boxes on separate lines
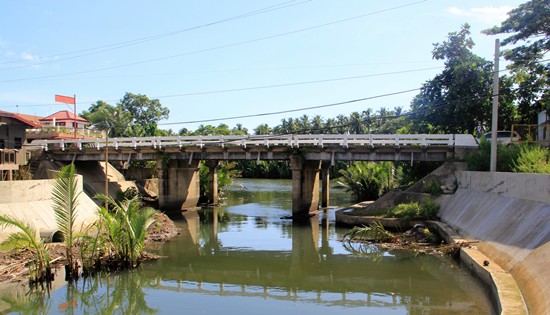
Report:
25,134,457,152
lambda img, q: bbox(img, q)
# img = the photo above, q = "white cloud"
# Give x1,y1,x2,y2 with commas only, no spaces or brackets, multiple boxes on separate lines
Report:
446,6,513,25
20,52,39,61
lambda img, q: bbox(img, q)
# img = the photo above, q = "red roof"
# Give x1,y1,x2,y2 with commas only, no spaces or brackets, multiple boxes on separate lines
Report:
0,110,42,129
40,110,88,123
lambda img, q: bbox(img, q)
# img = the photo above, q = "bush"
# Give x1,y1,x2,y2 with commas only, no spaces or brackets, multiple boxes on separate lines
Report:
419,198,439,219
390,203,421,221
387,199,439,221
422,179,443,196
512,144,550,174
466,139,521,172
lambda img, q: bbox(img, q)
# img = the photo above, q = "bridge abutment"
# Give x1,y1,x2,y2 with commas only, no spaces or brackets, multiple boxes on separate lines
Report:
157,158,201,211
290,155,321,218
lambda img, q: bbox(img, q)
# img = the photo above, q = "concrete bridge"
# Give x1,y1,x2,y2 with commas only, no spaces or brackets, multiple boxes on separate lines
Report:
26,134,478,217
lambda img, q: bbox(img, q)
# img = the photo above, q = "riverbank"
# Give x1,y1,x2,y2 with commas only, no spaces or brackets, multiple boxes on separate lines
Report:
337,170,550,314
0,212,179,285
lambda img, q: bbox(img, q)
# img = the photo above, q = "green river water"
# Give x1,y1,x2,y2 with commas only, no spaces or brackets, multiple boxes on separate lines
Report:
1,179,494,314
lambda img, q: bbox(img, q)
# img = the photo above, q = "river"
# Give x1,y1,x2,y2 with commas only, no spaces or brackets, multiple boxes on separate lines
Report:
1,179,494,314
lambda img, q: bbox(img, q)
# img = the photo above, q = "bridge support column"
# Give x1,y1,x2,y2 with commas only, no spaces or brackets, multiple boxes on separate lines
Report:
290,155,321,219
157,158,201,212
321,161,331,209
205,160,220,206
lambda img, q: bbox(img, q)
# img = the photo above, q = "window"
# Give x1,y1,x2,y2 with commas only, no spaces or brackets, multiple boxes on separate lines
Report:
14,137,22,149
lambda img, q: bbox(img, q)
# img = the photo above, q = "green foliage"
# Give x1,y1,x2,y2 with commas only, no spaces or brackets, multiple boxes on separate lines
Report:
390,203,421,221
344,222,395,243
422,179,443,196
335,161,401,202
0,215,51,283
52,164,80,279
95,195,158,267
409,24,516,133
465,139,521,172
484,0,550,123
419,198,440,219
199,161,241,203
84,93,169,137
386,199,439,221
512,144,550,174
466,141,550,174
116,187,141,203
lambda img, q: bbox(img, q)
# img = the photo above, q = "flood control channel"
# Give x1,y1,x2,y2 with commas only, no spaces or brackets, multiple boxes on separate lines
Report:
7,179,495,314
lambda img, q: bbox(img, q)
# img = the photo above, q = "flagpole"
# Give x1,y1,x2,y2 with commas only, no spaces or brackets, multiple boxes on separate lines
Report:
74,94,77,139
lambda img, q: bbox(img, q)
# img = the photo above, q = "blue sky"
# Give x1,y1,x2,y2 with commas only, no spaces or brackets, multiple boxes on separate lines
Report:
0,0,526,132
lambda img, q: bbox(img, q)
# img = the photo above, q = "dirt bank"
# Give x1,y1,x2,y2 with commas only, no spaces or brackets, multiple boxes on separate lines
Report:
0,212,179,285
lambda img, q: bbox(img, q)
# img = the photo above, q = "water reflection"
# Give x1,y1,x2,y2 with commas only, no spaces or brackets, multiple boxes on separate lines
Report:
140,207,493,314
0,179,494,314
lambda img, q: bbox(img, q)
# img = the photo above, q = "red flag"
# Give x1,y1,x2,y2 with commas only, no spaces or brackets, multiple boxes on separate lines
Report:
55,94,75,104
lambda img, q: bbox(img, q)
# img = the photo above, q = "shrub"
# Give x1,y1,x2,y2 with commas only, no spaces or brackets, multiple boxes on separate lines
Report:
422,179,443,196
512,144,550,174
390,203,421,221
386,199,439,220
344,222,395,242
419,198,439,219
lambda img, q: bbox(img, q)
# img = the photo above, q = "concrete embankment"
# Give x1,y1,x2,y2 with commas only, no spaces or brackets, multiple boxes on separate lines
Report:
0,175,99,242
439,171,550,315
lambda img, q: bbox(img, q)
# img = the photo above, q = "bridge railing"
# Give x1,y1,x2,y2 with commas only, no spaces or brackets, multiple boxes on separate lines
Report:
26,134,460,152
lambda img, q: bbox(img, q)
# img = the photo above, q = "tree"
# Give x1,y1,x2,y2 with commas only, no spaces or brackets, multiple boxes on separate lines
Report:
483,0,550,123
118,93,170,136
254,124,271,135
410,24,515,134
84,101,132,137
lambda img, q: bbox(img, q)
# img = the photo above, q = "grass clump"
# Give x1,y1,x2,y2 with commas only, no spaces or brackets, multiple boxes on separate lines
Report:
344,222,395,243
386,199,439,221
422,179,443,196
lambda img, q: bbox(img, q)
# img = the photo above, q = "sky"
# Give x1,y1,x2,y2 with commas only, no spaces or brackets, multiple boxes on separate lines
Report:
0,0,527,133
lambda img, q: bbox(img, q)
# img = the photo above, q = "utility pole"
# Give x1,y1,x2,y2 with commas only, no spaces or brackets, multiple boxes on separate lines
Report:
490,39,500,172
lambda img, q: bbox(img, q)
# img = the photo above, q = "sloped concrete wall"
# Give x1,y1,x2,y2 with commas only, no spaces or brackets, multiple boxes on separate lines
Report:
439,171,550,315
0,175,99,242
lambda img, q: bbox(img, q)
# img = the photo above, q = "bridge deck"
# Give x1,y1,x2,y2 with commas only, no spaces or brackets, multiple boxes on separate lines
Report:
26,134,478,162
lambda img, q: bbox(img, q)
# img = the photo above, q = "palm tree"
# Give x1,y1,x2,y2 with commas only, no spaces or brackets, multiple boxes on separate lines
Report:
0,215,51,284
52,164,80,280
96,195,157,268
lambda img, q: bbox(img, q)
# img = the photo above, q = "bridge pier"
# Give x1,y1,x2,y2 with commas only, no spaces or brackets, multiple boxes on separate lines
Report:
205,160,220,206
321,161,331,208
157,158,201,212
290,155,321,218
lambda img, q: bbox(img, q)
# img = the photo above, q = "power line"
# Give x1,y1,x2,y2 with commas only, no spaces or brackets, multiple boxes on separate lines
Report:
159,88,420,126
0,0,427,83
0,0,309,69
0,66,442,108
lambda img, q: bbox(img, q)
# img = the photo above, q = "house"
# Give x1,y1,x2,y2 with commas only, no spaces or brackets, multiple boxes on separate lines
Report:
39,110,88,130
27,110,92,140
0,110,41,180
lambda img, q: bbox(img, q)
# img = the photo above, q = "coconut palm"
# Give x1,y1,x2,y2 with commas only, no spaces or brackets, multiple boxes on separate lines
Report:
0,215,51,284
52,163,80,280
96,195,157,268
